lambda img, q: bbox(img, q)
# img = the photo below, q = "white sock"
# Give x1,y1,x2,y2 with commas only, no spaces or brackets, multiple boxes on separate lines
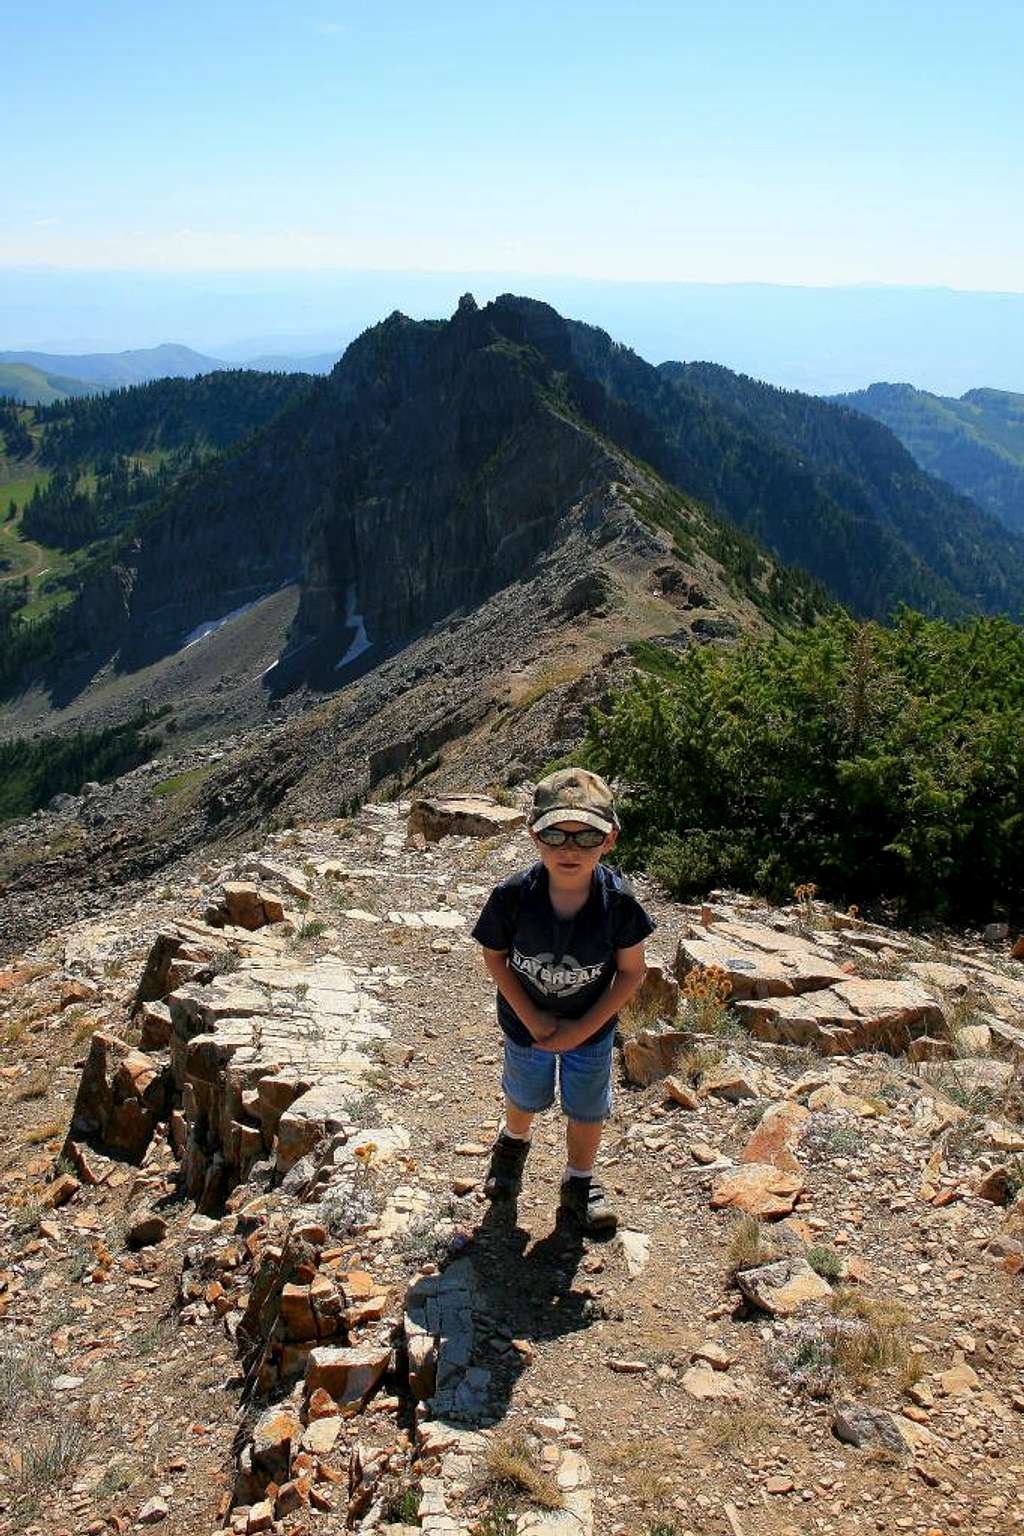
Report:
503,1126,532,1142
563,1164,593,1182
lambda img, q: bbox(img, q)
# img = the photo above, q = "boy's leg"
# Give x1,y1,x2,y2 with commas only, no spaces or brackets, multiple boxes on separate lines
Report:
485,1041,555,1203
566,1117,604,1173
556,1035,617,1233
505,1101,535,1139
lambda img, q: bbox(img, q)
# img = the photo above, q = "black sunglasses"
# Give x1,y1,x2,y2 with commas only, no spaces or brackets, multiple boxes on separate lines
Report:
534,826,608,848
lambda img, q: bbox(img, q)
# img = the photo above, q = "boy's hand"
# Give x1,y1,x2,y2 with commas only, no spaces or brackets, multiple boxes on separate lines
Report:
525,1011,560,1042
533,1021,584,1053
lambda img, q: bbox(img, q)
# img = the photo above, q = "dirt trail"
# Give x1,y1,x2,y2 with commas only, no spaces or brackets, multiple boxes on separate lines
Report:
1,802,1023,1535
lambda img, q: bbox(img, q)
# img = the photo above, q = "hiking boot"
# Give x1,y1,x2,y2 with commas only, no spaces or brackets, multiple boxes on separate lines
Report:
557,1174,618,1234
483,1134,531,1202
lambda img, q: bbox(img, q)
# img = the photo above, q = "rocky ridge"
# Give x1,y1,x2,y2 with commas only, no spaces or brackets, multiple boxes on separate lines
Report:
1,798,1023,1535
0,491,763,962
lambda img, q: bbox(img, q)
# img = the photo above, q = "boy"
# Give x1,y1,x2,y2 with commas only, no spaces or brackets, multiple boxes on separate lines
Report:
471,768,655,1234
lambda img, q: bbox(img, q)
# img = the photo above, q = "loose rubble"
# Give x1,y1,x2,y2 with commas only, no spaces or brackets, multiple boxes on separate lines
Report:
1,797,1022,1535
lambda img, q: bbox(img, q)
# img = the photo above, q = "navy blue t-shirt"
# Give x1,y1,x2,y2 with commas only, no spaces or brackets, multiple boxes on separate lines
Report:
471,862,656,1047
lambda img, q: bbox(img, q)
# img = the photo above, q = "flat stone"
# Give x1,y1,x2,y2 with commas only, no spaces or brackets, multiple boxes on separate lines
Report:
735,1257,831,1316
939,1360,980,1396
246,1500,274,1533
833,1402,910,1454
45,1173,81,1208
975,1167,1012,1205
137,1496,169,1523
222,882,267,931
617,1228,651,1277
710,1163,804,1218
634,962,680,1018
740,1100,809,1172
276,1084,358,1172
126,1211,167,1248
664,1074,701,1110
301,1416,341,1454
622,1029,690,1086
407,795,526,842
251,1405,301,1484
692,1341,735,1371
682,1365,745,1401
735,978,944,1052
676,923,847,998
304,1345,391,1410
805,1084,880,1117
765,1475,794,1495
702,1061,761,1102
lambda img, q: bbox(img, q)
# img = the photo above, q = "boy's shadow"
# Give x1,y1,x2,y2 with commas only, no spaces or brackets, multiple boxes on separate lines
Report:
459,1202,603,1425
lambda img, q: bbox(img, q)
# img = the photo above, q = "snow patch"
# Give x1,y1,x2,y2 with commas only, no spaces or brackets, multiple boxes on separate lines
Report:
335,586,372,670
182,600,259,650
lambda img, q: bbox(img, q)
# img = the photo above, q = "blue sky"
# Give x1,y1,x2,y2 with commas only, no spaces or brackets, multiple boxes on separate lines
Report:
3,0,1022,288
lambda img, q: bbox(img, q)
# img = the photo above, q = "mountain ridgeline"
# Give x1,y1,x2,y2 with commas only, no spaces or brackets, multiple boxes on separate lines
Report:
832,381,1024,537
4,295,1024,708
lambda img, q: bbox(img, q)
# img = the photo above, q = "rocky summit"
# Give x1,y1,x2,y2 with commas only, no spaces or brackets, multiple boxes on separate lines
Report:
1,797,1023,1535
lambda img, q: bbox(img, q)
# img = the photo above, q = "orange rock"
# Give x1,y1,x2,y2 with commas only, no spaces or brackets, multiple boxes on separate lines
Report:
44,1174,81,1209
342,1270,384,1300
306,1387,339,1421
710,1163,804,1218
304,1344,391,1409
975,1167,1011,1205
280,1283,317,1341
739,1101,809,1173
344,1296,388,1330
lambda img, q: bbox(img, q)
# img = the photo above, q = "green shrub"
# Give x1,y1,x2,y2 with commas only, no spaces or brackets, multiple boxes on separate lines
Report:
807,1245,844,1281
583,609,1024,920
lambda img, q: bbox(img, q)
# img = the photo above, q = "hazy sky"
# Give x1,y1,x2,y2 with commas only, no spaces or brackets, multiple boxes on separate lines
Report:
4,0,1022,289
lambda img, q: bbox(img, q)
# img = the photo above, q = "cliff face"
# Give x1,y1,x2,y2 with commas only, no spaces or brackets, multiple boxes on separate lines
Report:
62,297,626,686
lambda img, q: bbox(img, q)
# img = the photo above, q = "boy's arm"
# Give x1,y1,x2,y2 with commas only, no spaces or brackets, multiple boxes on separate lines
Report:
480,947,559,1042
533,942,648,1053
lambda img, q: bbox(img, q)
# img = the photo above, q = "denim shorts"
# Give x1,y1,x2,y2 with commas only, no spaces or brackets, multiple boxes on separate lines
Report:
501,1031,615,1124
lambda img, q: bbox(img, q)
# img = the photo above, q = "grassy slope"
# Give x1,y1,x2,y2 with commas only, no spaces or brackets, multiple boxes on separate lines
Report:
1,411,87,619
0,363,98,406
834,383,1024,535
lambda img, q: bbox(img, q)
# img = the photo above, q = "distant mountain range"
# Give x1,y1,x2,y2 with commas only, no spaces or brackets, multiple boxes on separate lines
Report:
4,294,1022,715
0,343,226,391
5,271,1024,394
0,342,340,401
833,383,1024,536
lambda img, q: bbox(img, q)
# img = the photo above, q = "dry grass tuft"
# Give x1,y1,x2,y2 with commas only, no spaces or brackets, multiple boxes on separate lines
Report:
21,1117,64,1145
0,1342,42,1421
726,1213,777,1277
71,1013,98,1043
484,1435,563,1511
707,1406,777,1452
619,990,670,1038
15,1068,49,1102
2,1016,29,1047
937,983,992,1056
676,1042,724,1085
512,662,586,714
830,1290,913,1385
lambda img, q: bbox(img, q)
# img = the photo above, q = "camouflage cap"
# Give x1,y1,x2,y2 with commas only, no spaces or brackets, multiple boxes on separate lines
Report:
530,767,618,834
